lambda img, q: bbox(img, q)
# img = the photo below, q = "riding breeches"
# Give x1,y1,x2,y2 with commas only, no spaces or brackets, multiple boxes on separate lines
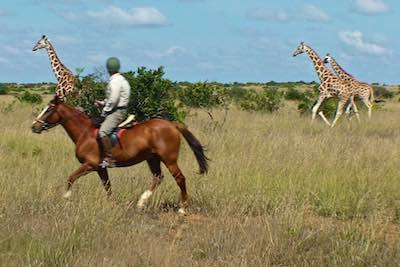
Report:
99,109,127,138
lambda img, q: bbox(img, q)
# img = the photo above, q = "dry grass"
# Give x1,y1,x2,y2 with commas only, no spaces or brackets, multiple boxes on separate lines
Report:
1,96,400,266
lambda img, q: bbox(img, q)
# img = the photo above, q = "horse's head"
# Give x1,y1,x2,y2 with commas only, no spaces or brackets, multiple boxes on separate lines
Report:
31,96,62,134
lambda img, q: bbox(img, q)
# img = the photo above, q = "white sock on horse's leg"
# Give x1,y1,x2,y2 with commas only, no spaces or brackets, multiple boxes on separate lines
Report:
137,190,152,209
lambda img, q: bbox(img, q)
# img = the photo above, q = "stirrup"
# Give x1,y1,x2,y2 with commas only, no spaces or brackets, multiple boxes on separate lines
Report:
100,159,116,168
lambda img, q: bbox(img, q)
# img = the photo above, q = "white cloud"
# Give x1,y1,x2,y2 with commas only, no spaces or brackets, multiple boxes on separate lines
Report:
54,35,80,45
247,8,289,22
338,30,390,55
248,5,330,23
353,0,388,15
87,6,167,27
140,46,187,59
302,5,330,22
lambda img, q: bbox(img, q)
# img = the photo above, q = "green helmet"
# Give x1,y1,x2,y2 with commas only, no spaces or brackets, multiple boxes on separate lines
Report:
106,57,120,73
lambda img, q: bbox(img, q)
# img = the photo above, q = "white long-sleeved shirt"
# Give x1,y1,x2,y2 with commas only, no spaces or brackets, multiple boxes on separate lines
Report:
103,73,131,113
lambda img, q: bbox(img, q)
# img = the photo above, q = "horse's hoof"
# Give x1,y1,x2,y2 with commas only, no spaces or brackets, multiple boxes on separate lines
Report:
178,208,187,216
63,190,72,199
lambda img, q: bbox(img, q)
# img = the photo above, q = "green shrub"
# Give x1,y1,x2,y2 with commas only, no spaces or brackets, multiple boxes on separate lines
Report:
373,86,394,99
227,85,248,103
125,67,185,122
240,87,283,113
0,84,9,95
16,91,43,105
68,74,106,117
296,87,337,117
284,88,306,101
177,82,229,109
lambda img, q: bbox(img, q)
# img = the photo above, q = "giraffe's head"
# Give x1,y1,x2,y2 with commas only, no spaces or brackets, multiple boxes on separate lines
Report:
292,42,307,57
32,35,50,51
323,53,333,64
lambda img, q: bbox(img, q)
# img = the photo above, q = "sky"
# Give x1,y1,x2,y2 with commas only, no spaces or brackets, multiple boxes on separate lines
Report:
0,0,398,84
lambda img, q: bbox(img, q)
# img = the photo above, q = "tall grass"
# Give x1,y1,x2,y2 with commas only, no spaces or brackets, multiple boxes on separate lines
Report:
0,97,399,266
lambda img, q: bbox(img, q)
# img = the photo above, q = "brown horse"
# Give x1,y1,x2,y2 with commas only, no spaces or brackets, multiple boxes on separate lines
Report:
31,97,209,214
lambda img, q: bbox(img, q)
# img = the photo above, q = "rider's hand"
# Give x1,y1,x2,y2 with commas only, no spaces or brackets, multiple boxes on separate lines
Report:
94,100,104,108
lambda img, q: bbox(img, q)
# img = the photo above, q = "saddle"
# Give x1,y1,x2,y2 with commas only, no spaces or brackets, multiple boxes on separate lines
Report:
94,114,137,146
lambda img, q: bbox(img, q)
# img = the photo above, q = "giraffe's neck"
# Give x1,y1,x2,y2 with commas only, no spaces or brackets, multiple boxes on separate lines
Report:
330,58,354,81
46,43,71,82
304,46,335,83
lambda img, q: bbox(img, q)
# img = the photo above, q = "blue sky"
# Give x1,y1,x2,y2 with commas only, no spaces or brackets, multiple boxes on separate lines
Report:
0,0,398,83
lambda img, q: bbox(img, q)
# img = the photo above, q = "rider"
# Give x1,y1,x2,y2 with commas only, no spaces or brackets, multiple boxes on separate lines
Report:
95,57,131,168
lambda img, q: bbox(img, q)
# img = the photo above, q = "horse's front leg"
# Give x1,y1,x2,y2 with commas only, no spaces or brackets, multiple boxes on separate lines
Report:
63,163,94,199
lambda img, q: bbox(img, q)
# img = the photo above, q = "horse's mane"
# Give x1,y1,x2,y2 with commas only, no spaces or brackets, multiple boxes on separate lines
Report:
59,102,96,127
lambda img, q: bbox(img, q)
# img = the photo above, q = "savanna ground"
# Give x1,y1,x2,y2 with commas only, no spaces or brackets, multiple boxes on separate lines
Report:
1,94,400,266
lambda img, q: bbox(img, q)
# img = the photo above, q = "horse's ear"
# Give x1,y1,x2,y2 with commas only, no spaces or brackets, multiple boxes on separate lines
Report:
51,95,61,104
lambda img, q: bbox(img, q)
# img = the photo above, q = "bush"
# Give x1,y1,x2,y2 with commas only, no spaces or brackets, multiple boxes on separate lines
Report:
0,84,9,95
68,74,106,117
177,82,229,109
373,86,394,99
16,91,43,105
284,88,306,101
240,87,283,113
227,85,248,103
69,67,185,122
296,87,337,117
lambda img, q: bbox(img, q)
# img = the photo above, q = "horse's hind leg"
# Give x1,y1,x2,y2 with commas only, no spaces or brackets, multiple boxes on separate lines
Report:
97,168,112,197
165,162,188,215
137,156,164,210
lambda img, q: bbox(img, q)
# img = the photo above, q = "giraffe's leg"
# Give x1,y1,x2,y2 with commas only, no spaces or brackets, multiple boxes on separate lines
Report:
330,99,346,127
351,98,360,122
137,156,164,210
312,95,326,122
361,97,372,119
318,111,331,126
345,96,354,115
63,163,94,199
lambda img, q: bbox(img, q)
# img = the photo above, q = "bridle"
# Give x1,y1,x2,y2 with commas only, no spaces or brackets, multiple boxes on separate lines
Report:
33,104,59,131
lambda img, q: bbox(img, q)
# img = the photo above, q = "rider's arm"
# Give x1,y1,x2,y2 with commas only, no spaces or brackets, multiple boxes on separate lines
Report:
102,79,120,116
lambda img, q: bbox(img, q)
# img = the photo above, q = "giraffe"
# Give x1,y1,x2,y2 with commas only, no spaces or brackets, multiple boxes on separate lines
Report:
292,42,355,127
32,35,75,99
324,53,374,118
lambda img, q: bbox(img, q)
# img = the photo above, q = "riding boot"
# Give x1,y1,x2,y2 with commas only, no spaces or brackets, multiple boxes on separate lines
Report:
100,136,116,168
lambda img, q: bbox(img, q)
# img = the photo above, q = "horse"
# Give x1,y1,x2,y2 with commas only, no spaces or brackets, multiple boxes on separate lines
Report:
31,97,209,214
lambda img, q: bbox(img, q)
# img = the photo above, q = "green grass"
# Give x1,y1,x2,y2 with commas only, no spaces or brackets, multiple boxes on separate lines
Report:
0,96,399,266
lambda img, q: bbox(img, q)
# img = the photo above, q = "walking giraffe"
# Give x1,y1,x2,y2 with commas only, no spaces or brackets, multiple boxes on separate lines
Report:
32,35,75,99
292,42,355,127
324,53,374,118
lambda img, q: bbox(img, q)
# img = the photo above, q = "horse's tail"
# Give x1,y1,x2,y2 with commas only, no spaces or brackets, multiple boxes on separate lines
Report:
175,123,209,174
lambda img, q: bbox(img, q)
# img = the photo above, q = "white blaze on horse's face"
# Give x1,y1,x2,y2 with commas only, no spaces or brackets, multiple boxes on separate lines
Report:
32,35,50,51
33,105,50,125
